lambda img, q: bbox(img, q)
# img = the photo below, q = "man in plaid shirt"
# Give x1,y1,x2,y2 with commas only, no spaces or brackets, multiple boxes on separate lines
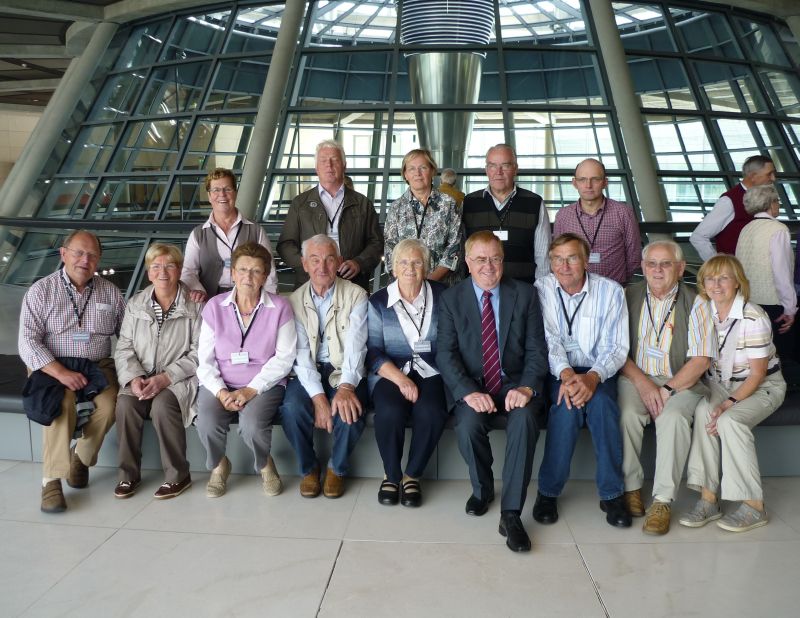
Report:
19,230,125,513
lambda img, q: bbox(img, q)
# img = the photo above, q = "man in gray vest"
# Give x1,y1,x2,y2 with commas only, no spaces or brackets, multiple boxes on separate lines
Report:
181,168,278,302
619,240,715,535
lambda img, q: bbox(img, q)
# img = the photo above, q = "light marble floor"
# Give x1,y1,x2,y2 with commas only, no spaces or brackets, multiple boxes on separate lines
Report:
2,460,799,617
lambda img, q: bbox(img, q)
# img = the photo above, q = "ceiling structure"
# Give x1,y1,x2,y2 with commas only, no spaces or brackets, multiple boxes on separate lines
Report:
0,0,796,107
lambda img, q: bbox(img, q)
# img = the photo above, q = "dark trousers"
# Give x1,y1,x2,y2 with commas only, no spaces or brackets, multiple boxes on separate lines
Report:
116,389,188,484
761,304,795,362
373,373,449,483
454,393,542,512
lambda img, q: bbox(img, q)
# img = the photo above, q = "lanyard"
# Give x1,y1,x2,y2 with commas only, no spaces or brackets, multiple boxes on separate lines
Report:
236,305,260,349
413,197,429,239
211,222,242,255
717,319,738,354
576,200,607,251
645,289,679,346
326,197,345,232
61,274,94,328
557,287,586,337
398,283,428,338
495,194,515,229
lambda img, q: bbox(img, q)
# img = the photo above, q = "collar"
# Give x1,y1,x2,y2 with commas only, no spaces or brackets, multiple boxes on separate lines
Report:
753,212,776,220
60,267,95,292
221,286,274,309
150,286,180,308
406,188,439,211
310,282,336,303
555,272,590,299
317,184,345,201
711,293,745,321
483,185,517,208
387,280,426,309
576,197,606,217
646,282,679,303
472,279,500,302
203,210,243,229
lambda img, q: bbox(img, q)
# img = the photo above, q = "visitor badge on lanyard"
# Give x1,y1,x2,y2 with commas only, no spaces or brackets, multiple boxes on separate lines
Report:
413,340,432,354
646,346,666,360
224,258,231,268
564,338,581,352
230,351,249,365
493,230,509,241
72,332,90,343
589,252,601,264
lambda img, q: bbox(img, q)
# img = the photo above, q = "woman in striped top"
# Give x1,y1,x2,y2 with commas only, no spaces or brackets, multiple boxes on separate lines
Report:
680,255,786,533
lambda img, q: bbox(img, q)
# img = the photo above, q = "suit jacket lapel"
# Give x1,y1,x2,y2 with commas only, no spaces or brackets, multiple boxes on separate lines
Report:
461,279,483,355
498,280,516,354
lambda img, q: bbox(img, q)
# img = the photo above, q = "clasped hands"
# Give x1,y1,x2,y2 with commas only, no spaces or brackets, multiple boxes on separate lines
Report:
464,386,532,414
131,373,172,401
557,368,599,410
312,384,362,432
217,386,257,411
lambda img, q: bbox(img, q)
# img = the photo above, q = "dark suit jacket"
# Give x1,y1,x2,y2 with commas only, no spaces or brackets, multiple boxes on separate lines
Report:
436,276,548,410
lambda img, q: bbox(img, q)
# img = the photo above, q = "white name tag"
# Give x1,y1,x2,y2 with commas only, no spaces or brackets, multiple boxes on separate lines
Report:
564,338,581,352
493,230,509,241
97,303,112,312
413,340,432,354
72,332,90,343
224,258,231,268
646,346,666,359
230,351,249,365
589,252,601,264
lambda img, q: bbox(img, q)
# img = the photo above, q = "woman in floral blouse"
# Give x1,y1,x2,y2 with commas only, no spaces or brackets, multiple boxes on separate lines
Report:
384,149,462,284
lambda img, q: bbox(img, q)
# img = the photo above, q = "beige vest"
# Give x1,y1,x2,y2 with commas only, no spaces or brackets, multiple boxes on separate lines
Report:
289,279,367,388
736,218,790,306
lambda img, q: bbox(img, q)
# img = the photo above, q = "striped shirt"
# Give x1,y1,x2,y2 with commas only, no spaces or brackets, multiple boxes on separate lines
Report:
634,286,715,377
710,295,778,383
535,272,629,381
150,289,179,335
19,269,125,371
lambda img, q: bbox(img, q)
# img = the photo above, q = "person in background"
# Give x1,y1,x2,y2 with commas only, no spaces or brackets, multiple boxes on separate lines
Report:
439,168,465,208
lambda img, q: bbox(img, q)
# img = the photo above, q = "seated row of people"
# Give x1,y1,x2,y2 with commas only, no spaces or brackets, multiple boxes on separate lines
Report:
20,228,785,557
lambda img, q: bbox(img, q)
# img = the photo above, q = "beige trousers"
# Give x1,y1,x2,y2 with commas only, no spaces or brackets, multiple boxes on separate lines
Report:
686,373,785,502
619,375,706,502
42,358,119,479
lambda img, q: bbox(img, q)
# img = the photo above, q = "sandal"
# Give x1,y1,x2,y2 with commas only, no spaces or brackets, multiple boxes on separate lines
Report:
378,479,399,505
401,478,422,508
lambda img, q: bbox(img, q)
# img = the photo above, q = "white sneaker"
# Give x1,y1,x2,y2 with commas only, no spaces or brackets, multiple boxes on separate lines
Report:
678,498,722,528
716,502,768,533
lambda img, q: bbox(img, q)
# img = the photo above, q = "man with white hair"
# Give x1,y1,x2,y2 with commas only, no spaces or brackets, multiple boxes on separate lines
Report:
439,168,465,207
278,140,383,291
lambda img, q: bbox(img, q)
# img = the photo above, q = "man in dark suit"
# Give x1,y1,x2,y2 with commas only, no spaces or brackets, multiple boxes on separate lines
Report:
437,230,548,552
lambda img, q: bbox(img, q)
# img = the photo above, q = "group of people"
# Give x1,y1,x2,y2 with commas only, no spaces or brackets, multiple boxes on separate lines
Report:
18,139,789,556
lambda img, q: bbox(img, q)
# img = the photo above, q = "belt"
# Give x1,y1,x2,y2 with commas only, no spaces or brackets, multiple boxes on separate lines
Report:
728,364,781,382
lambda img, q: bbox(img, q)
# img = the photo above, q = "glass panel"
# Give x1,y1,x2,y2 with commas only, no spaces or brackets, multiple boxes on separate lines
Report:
732,17,790,67
159,9,231,61
109,119,191,172
670,8,742,59
512,111,619,171
627,56,696,110
224,4,284,54
279,112,388,169
776,23,800,66
465,111,507,167
38,179,98,218
136,61,212,116
692,61,767,114
114,20,171,70
613,3,676,52
183,115,256,171
89,71,147,121
760,70,800,118
498,0,589,46
207,57,269,110
61,124,125,174
644,115,717,171
86,177,171,220
715,118,794,172
293,52,395,106
308,0,397,47
782,121,800,162
163,174,208,220
504,50,604,105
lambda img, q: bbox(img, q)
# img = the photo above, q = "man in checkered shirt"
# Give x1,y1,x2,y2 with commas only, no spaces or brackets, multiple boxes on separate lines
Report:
19,230,125,513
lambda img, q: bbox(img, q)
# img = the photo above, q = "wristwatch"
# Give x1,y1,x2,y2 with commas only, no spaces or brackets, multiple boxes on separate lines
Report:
661,384,675,397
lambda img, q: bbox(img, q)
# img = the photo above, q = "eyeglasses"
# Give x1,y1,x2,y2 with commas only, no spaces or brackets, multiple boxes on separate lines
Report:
63,246,100,262
209,187,235,194
486,162,515,172
574,176,605,185
703,275,734,286
644,260,675,270
148,263,179,273
405,165,430,174
235,267,266,277
469,256,503,266
397,258,424,269
549,255,583,266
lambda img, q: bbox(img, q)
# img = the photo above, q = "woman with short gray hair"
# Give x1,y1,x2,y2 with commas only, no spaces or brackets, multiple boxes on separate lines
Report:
736,184,796,356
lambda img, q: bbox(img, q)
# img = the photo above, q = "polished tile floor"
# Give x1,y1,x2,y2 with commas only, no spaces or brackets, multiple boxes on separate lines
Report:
1,460,799,617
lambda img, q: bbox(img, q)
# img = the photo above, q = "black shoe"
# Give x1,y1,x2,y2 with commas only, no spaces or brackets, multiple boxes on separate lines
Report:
465,491,494,516
400,478,422,508
378,480,399,506
532,492,559,524
600,496,633,528
499,511,531,552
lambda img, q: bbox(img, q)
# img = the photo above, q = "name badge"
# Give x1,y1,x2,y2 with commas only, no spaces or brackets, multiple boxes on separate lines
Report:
230,351,249,365
224,258,231,268
564,338,581,352
97,302,112,312
413,340,432,354
589,252,601,264
72,332,90,343
646,346,666,359
493,230,509,241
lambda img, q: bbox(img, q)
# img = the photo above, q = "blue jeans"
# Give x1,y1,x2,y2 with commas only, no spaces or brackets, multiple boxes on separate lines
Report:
278,365,366,477
537,369,624,501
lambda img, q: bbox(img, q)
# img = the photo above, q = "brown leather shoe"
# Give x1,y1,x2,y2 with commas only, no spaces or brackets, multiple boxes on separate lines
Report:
41,479,67,513
67,446,89,489
624,489,645,518
300,465,321,498
154,475,192,500
643,501,671,536
323,468,345,499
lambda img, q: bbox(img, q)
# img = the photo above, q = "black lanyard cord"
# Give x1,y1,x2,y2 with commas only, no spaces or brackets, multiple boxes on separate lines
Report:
558,287,587,338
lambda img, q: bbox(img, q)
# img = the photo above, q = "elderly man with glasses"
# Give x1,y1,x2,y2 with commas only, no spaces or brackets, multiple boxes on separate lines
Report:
618,240,715,535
